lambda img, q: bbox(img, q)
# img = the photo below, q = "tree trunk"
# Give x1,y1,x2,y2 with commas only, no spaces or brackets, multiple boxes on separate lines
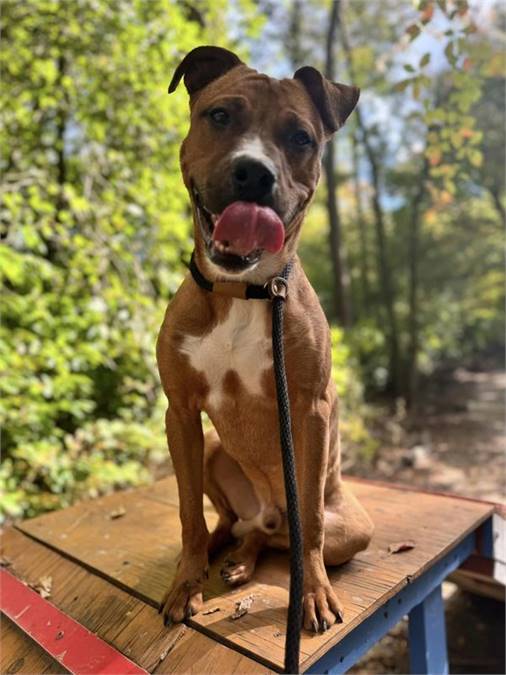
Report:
286,0,304,69
56,54,67,197
340,11,401,394
46,50,68,263
405,158,429,408
489,186,505,225
351,127,370,312
324,0,352,326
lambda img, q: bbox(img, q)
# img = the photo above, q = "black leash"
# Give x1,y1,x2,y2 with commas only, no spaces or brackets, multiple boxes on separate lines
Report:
189,255,304,673
270,262,304,675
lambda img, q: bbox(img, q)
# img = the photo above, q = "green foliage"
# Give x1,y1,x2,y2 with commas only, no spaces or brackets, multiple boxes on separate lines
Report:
1,0,503,520
296,0,504,396
1,415,167,519
0,0,262,520
330,328,379,461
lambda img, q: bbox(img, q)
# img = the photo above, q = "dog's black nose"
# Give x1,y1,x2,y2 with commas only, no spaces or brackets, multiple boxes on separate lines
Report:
232,158,276,202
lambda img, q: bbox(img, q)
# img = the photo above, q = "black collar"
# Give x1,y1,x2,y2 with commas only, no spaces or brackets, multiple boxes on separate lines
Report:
189,252,291,300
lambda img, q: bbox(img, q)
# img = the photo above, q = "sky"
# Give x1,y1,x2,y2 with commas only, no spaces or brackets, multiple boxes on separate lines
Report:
238,0,502,211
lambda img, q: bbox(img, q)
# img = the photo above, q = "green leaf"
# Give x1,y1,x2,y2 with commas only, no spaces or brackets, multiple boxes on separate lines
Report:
444,42,457,66
394,78,412,93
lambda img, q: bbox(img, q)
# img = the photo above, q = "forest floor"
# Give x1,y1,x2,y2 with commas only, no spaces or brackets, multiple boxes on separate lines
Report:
349,366,505,674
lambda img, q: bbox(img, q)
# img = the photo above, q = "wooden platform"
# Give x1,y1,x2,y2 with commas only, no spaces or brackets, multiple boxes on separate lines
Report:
0,477,496,674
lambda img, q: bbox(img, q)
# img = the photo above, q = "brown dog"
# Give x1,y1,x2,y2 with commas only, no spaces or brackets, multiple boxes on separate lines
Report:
156,46,374,632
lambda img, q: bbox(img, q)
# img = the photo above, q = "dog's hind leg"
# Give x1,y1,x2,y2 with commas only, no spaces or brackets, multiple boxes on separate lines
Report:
322,481,374,566
221,530,267,586
207,516,234,560
204,429,268,572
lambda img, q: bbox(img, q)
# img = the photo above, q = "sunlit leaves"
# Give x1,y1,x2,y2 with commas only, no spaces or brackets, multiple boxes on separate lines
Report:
0,0,259,519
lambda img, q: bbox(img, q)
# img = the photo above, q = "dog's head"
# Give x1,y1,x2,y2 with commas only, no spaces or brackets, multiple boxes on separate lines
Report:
169,46,359,282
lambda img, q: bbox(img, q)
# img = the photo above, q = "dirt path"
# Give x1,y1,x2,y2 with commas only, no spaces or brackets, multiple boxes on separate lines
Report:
356,368,505,501
349,368,505,674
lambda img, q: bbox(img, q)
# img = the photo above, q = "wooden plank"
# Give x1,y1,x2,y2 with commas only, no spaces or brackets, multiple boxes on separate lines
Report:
16,487,218,606
16,477,493,671
153,630,274,674
0,528,185,672
0,530,272,675
1,567,149,675
1,616,67,675
449,567,506,601
0,530,271,675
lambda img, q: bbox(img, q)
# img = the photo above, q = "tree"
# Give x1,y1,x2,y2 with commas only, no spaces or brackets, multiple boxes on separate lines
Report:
324,0,353,326
0,0,257,518
340,6,402,396
288,0,503,401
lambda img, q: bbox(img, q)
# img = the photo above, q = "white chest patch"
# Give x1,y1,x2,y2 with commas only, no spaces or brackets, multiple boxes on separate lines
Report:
179,301,271,410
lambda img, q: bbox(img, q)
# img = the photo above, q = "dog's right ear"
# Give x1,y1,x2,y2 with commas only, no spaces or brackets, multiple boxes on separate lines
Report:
168,46,243,95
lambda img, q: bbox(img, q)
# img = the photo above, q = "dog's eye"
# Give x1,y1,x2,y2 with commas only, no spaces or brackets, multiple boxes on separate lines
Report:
291,130,313,147
208,108,230,126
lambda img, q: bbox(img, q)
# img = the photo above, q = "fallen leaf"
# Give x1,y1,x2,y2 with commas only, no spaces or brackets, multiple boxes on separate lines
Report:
202,607,221,615
229,595,254,620
30,575,52,599
388,540,416,554
108,507,126,520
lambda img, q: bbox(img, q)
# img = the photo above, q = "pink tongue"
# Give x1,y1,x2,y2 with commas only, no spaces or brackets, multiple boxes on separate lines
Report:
212,201,284,256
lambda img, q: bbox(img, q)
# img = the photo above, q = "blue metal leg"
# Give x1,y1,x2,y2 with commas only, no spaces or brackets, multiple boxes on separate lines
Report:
307,531,477,674
409,584,448,675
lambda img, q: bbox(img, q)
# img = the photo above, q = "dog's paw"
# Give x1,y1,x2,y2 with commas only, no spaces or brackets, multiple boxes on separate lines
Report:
158,573,206,626
220,557,255,586
303,582,344,633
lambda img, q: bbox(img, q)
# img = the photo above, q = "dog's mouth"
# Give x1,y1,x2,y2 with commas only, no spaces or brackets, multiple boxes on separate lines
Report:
192,187,285,272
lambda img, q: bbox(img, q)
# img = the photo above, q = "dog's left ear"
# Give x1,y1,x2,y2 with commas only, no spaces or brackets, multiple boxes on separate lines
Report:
294,66,360,134
169,45,243,96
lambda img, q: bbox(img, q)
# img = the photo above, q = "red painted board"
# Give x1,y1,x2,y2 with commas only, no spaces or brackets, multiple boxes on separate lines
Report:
0,568,148,675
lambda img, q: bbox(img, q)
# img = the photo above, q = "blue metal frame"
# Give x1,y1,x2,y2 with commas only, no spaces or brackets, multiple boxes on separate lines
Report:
477,517,494,558
409,584,448,675
306,528,479,674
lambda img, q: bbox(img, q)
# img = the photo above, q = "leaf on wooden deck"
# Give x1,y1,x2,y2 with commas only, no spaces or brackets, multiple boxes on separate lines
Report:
108,506,126,520
388,540,416,554
229,594,255,620
202,607,221,615
30,575,52,598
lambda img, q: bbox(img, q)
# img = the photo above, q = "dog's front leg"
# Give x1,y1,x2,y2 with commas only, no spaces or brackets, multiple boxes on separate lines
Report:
159,404,209,625
297,398,344,632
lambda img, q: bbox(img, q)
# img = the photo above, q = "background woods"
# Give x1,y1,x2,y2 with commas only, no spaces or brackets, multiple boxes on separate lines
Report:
1,0,504,521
